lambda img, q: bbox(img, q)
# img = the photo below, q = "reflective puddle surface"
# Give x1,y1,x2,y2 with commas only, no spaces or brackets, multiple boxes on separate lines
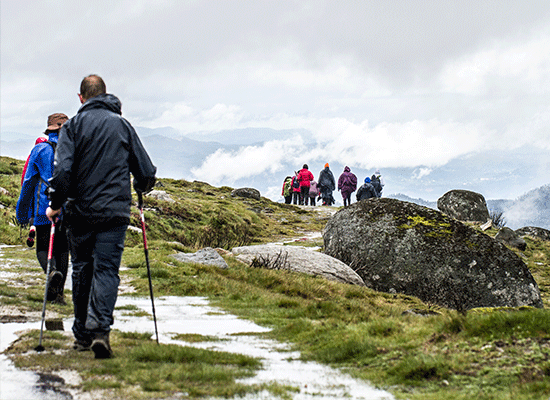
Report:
1,288,393,399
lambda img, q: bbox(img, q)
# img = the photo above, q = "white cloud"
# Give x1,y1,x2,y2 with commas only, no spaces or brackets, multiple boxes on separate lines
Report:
191,137,304,184
440,29,550,96
413,168,433,180
190,117,490,184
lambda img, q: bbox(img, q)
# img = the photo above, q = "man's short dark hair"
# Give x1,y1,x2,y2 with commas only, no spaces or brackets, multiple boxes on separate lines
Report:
80,74,106,101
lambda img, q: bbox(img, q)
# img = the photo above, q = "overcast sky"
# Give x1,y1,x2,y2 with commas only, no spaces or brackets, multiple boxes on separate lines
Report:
3,0,550,193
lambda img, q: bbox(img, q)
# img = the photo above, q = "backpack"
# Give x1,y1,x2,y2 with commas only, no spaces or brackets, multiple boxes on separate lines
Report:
283,180,292,197
371,174,382,195
292,176,300,189
21,139,55,185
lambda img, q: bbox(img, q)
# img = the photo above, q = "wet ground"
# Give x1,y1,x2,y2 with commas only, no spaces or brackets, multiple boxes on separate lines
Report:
0,242,394,400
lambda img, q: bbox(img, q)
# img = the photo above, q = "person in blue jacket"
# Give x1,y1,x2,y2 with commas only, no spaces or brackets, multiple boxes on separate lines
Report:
16,113,69,304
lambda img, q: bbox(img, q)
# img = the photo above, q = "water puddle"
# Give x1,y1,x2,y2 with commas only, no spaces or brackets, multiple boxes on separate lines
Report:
1,295,393,399
1,243,392,400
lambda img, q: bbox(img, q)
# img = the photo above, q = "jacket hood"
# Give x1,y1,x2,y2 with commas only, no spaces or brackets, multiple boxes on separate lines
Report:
344,166,350,172
78,93,122,115
46,130,60,143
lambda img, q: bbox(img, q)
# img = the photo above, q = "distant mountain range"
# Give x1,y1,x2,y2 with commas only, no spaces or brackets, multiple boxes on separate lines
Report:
3,126,550,230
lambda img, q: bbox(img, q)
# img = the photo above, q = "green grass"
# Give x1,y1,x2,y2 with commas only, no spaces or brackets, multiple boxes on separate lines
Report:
3,155,550,399
7,329,266,399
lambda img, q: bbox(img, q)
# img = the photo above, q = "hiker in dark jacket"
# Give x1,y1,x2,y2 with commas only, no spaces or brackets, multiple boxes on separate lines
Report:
290,173,301,205
356,177,378,201
371,169,384,197
337,166,357,207
16,113,69,304
318,163,335,206
47,75,156,359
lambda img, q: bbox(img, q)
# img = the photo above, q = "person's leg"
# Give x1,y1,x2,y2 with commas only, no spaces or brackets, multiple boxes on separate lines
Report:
35,224,50,274
52,223,69,303
67,226,95,347
310,196,316,206
301,186,309,205
87,224,127,358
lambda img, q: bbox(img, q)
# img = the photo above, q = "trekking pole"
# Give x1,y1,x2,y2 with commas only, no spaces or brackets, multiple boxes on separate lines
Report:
138,191,159,344
35,220,56,352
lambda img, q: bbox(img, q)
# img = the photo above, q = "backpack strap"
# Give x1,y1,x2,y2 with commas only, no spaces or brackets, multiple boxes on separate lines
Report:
45,140,57,151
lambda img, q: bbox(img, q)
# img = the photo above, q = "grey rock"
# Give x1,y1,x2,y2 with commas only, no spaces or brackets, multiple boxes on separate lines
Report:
231,188,261,200
171,247,228,269
437,189,490,223
146,190,175,203
495,227,527,251
323,198,543,310
516,226,550,242
231,244,365,286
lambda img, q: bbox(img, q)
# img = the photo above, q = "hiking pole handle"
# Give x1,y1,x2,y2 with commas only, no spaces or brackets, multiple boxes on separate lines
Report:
137,190,144,210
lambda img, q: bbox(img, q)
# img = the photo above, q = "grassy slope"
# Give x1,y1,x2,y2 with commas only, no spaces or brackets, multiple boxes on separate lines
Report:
2,155,550,399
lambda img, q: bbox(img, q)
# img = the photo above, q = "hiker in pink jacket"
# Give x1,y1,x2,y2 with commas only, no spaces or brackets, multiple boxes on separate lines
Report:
297,164,314,205
337,166,358,207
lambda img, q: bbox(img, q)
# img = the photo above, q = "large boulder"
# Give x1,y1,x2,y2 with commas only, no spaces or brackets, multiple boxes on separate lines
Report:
437,189,490,223
516,226,550,242
323,198,542,310
494,227,527,251
231,244,365,286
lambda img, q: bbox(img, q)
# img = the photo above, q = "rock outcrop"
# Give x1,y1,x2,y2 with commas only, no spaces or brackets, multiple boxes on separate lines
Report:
231,188,261,200
231,244,365,286
437,189,490,223
146,190,175,203
171,247,228,269
516,226,550,242
323,198,543,310
494,227,527,251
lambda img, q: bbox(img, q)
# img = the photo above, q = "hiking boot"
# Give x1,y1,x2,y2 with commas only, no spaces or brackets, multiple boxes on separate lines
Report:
52,293,66,305
46,270,63,301
91,334,113,359
48,270,63,288
73,340,92,352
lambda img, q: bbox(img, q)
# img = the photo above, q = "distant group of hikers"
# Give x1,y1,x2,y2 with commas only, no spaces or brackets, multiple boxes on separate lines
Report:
281,164,384,207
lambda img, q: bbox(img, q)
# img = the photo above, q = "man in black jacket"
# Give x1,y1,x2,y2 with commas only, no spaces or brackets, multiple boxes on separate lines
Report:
47,74,156,359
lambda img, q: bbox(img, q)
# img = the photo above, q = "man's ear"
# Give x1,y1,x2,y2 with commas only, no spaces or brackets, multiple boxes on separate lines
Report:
78,93,85,104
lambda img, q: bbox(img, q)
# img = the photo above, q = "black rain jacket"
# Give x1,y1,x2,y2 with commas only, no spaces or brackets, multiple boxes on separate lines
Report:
50,93,156,225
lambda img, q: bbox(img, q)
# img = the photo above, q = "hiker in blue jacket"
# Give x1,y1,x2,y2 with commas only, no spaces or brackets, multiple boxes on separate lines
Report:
356,177,378,201
16,113,69,304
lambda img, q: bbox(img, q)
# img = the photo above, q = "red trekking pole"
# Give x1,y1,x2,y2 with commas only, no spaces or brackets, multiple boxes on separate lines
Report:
138,191,159,344
35,220,56,352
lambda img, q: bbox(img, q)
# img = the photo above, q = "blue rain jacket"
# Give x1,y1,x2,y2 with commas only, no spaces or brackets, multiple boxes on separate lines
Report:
16,131,58,226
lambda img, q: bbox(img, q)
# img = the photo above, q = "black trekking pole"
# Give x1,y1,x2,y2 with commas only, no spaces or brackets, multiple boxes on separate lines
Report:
35,220,56,352
138,191,159,344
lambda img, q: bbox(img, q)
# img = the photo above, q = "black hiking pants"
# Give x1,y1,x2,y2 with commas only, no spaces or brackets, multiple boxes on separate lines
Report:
35,223,69,299
67,223,127,344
